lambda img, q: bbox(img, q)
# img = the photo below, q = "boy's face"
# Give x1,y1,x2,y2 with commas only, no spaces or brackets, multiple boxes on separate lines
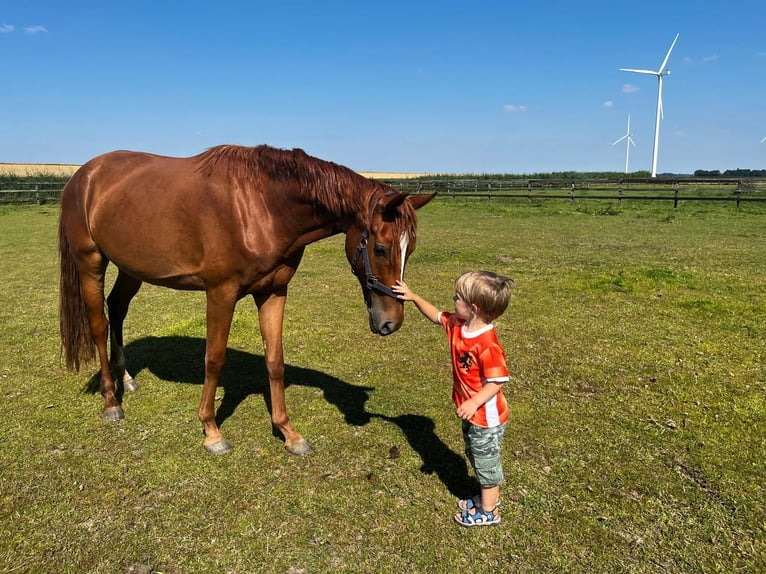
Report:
453,293,472,321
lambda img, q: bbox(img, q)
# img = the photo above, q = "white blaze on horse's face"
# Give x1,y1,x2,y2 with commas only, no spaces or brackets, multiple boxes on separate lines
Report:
399,232,409,281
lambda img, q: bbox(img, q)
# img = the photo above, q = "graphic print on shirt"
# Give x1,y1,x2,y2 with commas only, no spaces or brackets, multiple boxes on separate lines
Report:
458,352,474,372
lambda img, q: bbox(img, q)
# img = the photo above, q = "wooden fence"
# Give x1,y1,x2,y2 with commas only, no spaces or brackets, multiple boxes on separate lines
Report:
3,177,766,207
380,177,766,207
0,181,65,205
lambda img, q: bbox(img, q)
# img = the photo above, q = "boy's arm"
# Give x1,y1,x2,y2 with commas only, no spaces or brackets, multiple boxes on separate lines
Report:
392,280,441,324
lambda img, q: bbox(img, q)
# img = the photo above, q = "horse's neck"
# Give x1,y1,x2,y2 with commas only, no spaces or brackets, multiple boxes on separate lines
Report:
276,178,373,245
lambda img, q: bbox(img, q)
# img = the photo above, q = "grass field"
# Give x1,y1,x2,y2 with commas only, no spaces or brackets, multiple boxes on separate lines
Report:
1,199,764,573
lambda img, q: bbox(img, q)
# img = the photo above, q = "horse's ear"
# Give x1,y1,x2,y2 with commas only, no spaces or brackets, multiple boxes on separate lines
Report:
407,192,436,210
380,191,435,215
378,191,435,222
378,192,408,222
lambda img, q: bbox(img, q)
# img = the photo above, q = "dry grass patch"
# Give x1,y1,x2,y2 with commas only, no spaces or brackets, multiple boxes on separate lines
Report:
0,163,80,177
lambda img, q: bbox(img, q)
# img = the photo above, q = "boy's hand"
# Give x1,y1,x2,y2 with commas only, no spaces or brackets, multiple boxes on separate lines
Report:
392,280,414,301
457,399,479,421
392,280,441,324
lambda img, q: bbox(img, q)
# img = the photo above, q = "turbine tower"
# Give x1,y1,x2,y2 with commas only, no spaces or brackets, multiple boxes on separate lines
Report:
620,33,679,177
612,114,636,174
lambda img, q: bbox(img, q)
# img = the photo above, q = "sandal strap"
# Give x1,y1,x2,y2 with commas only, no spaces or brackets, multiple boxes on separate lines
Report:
458,495,501,512
455,507,500,526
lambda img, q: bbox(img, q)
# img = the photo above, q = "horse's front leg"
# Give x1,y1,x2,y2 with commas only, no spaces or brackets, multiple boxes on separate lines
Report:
198,288,237,454
255,289,313,456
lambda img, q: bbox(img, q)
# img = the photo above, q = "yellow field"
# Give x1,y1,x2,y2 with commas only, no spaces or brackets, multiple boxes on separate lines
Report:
358,172,431,179
0,163,80,176
0,163,428,179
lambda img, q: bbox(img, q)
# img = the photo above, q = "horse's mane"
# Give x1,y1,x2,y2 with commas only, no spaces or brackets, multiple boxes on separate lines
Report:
194,145,418,240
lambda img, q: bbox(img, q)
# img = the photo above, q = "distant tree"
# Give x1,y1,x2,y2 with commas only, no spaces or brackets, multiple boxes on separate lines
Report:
694,169,722,177
722,168,766,177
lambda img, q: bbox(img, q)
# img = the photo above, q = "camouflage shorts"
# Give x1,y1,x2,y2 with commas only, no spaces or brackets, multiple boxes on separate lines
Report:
462,421,506,488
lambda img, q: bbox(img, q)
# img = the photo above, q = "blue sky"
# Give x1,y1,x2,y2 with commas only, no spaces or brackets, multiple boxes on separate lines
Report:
2,1,765,174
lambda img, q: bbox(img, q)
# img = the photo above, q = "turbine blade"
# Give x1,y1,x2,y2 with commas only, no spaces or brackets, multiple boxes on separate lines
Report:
761,136,766,143
628,136,636,147
659,33,680,73
620,68,657,75
612,134,628,145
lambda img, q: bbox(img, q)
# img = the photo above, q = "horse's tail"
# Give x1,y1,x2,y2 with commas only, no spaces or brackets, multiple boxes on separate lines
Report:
58,193,95,372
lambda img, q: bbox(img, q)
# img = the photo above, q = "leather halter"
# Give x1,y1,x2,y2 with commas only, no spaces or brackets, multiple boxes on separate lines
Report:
350,229,401,307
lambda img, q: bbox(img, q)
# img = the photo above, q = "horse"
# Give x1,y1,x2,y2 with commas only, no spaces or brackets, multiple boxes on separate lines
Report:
58,144,434,455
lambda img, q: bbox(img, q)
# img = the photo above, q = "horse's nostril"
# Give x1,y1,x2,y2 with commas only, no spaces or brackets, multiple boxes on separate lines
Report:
378,320,397,336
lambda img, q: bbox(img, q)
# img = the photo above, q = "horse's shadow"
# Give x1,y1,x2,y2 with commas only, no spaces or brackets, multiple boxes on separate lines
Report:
85,335,477,498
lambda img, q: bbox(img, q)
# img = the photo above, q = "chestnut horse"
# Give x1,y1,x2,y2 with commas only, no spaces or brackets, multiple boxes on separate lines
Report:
59,144,433,455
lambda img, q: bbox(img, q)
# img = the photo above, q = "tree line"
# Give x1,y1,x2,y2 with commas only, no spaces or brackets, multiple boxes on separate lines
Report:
693,168,766,178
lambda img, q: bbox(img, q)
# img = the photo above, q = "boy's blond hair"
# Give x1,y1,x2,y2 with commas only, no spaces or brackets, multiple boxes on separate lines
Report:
455,271,514,322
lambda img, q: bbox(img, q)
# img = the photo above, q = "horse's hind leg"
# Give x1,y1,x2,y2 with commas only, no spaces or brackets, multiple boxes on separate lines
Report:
78,252,124,421
107,270,143,393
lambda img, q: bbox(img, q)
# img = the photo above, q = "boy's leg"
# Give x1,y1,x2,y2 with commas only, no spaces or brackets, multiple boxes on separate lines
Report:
462,421,506,510
481,485,501,513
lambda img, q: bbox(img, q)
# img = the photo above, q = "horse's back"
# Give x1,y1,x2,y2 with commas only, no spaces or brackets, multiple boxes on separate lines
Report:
60,151,225,287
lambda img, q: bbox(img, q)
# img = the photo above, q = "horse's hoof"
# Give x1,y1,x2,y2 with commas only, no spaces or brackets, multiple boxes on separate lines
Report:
102,406,124,422
204,438,234,455
285,439,314,457
123,377,139,392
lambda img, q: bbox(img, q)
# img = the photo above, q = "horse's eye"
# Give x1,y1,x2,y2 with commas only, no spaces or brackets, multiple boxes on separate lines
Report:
374,244,387,257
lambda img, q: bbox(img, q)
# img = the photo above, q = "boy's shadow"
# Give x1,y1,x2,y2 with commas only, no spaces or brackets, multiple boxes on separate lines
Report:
371,413,479,499
84,335,477,497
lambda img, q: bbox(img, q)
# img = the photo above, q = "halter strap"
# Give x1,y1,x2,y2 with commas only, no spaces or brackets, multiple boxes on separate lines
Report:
350,229,401,305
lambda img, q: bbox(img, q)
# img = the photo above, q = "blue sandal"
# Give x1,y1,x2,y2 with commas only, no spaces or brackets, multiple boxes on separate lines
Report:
457,495,501,511
454,507,501,527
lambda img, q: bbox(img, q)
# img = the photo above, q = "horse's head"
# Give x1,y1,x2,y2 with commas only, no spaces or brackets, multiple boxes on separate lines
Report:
346,191,435,336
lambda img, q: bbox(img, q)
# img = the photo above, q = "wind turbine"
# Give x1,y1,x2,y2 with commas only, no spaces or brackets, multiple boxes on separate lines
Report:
612,114,636,174
620,33,679,177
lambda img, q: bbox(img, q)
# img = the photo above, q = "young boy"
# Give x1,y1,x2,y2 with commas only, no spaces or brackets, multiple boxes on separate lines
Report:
393,271,514,527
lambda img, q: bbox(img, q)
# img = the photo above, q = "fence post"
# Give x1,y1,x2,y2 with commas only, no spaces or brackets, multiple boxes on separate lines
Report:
527,181,532,205
570,182,575,205
618,181,623,207
736,180,742,209
487,183,492,202
673,183,679,208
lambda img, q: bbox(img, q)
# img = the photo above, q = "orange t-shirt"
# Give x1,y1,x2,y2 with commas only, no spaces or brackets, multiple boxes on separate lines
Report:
439,312,509,428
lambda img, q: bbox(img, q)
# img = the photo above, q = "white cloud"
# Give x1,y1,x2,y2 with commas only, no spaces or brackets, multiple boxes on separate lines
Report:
503,104,527,112
0,23,14,33
621,84,639,94
603,101,614,108
24,25,48,34
683,54,719,65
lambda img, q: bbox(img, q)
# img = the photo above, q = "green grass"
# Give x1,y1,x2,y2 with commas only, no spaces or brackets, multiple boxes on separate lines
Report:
1,200,764,573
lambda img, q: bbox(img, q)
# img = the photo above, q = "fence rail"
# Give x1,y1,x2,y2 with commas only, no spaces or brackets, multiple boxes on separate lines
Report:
0,181,65,204
381,177,766,206
3,177,766,206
